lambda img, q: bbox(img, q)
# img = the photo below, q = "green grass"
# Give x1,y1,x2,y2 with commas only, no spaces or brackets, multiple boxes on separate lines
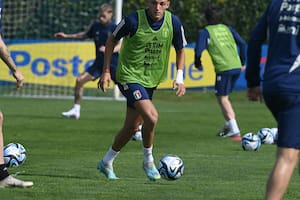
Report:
0,90,299,199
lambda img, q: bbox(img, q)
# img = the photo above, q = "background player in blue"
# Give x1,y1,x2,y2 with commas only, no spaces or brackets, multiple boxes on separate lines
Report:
0,0,33,188
246,0,300,199
194,5,246,140
54,3,121,120
97,0,186,181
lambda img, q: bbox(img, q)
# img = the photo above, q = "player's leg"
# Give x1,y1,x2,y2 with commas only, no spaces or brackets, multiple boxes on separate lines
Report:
0,112,33,188
98,83,159,180
98,107,141,179
263,93,300,199
131,116,143,141
216,95,240,136
134,100,160,181
215,71,240,137
264,147,298,200
62,72,95,119
0,112,5,167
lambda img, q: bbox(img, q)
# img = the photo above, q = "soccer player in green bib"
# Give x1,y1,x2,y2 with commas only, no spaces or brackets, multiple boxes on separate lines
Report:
97,0,186,181
194,5,246,140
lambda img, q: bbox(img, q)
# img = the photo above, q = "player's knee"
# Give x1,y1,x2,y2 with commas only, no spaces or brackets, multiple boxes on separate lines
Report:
147,112,158,127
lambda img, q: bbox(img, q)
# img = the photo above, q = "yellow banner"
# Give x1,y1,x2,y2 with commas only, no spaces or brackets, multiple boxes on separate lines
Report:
158,48,215,88
0,42,215,89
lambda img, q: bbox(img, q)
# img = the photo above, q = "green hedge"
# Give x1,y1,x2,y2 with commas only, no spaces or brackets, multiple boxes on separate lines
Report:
3,0,269,42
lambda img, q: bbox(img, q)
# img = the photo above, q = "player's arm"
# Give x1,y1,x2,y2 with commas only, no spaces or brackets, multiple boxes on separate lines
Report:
54,21,93,39
194,29,209,70
173,47,186,96
171,16,186,96
54,31,87,39
98,35,117,92
0,35,23,89
246,9,268,102
98,17,131,92
229,26,247,67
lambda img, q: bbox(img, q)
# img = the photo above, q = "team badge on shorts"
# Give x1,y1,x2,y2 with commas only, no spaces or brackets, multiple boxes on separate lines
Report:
133,90,142,100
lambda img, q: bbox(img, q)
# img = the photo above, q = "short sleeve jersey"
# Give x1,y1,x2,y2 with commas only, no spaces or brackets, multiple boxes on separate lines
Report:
86,21,118,68
246,0,300,94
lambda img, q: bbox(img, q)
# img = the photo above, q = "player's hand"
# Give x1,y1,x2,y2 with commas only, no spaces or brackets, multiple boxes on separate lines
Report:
173,80,185,97
195,64,203,71
247,86,263,102
54,32,66,38
98,72,111,92
12,70,24,90
99,46,105,53
241,65,246,71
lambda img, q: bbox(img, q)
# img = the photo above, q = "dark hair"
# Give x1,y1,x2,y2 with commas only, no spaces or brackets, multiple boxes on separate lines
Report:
205,4,221,24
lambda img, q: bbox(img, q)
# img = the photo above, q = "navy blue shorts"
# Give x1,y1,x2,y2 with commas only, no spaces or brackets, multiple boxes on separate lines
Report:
117,83,156,108
85,60,116,82
264,93,300,149
215,69,240,96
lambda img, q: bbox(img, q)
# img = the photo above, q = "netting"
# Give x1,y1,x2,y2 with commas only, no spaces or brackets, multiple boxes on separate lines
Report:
0,0,121,99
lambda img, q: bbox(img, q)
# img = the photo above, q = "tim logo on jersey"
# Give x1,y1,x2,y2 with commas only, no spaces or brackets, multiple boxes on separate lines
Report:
133,90,142,100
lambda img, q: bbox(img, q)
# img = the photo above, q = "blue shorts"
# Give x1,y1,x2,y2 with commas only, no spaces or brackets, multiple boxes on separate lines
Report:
264,93,300,149
85,60,117,82
117,83,156,108
215,69,240,96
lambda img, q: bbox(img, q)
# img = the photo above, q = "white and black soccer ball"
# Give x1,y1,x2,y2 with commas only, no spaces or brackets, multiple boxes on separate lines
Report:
257,128,274,144
241,133,261,151
270,128,278,143
158,154,184,180
3,143,27,167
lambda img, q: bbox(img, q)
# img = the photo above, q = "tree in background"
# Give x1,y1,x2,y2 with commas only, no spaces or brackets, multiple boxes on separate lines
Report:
3,0,269,42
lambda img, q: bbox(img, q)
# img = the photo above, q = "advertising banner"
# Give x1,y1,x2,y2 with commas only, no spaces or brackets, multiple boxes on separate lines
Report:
0,41,267,90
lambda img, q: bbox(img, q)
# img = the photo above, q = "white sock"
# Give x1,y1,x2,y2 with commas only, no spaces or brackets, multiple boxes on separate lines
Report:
74,104,80,112
228,119,240,134
102,147,119,167
138,124,142,131
143,146,154,164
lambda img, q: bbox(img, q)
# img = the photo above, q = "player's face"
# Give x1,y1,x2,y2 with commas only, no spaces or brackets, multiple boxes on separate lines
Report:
147,0,170,22
99,10,113,25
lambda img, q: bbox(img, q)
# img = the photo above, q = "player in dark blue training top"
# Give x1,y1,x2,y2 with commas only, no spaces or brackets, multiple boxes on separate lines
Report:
246,0,300,199
54,3,121,120
0,0,33,188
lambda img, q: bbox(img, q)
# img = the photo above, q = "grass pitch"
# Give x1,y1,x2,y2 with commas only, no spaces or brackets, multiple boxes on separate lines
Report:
0,90,299,200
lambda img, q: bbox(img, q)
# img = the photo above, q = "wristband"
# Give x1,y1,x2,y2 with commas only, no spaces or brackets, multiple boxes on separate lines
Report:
175,69,184,84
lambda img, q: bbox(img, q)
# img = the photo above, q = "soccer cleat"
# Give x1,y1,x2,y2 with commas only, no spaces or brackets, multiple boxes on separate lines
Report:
61,108,80,119
217,126,240,138
97,160,118,180
0,175,33,188
143,162,161,181
217,126,230,137
132,131,142,141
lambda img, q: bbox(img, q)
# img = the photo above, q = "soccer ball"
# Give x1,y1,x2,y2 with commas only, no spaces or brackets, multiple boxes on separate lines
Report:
158,154,184,180
241,133,261,151
257,128,274,144
3,143,27,167
270,128,278,143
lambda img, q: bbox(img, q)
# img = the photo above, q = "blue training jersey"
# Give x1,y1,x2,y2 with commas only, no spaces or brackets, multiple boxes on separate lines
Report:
246,0,300,94
112,9,187,50
194,24,247,67
86,21,118,68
